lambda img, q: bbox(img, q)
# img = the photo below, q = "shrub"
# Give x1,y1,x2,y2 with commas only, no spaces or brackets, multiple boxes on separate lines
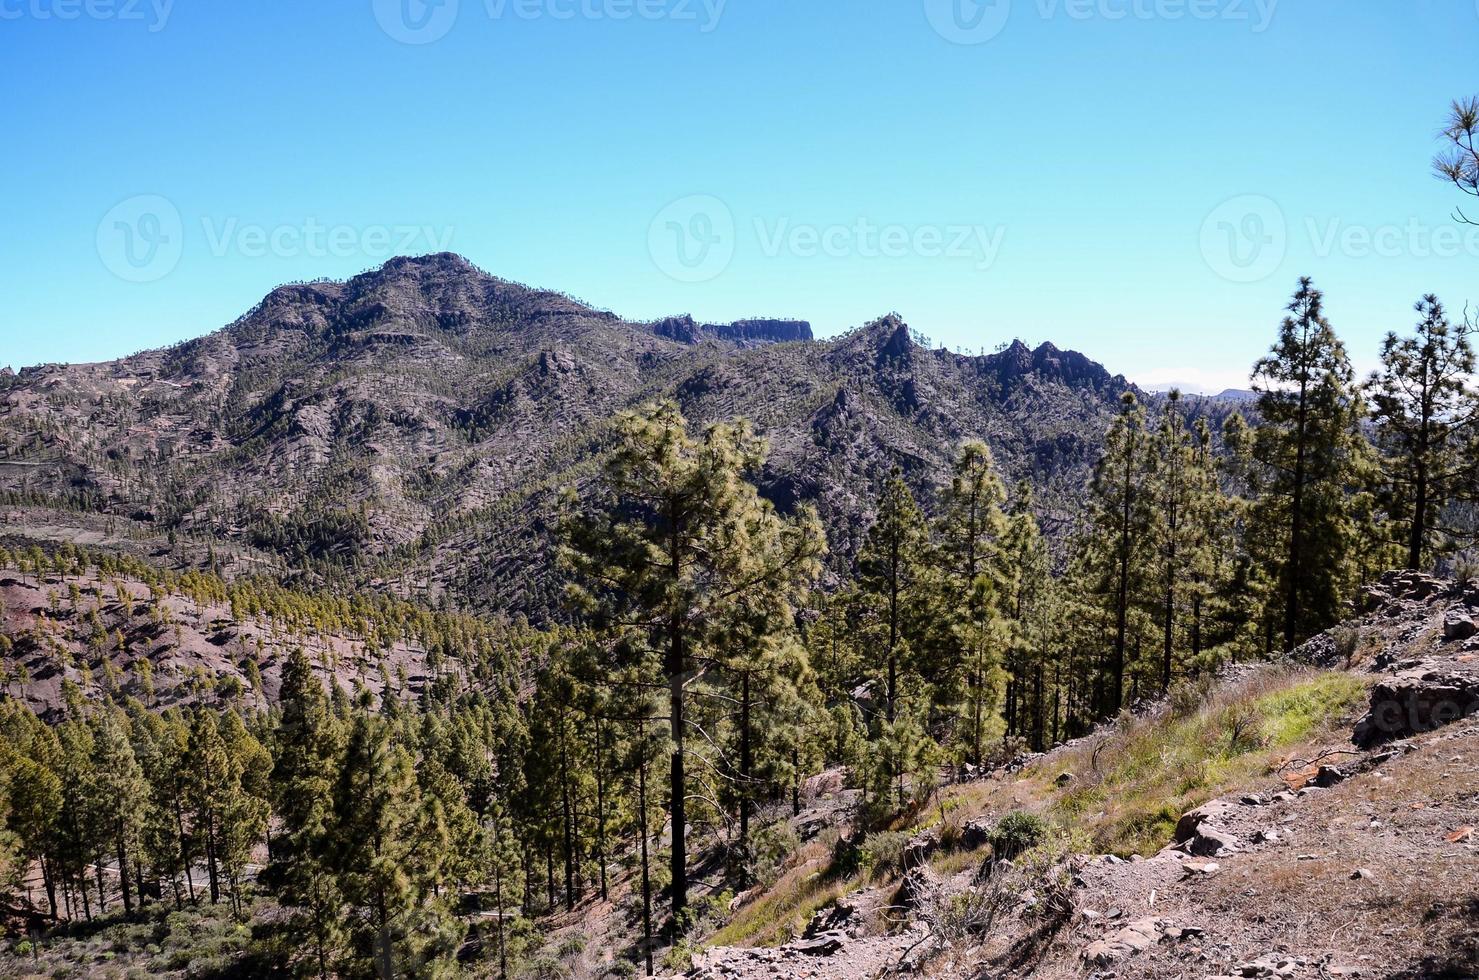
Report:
748,821,801,885
1330,626,1360,668
987,811,1048,861
858,830,910,878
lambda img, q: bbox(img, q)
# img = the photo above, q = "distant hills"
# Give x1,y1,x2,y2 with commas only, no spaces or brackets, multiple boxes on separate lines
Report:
0,253,1160,617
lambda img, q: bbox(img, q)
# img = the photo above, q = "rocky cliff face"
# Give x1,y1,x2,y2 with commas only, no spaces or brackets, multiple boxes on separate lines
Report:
0,254,1136,618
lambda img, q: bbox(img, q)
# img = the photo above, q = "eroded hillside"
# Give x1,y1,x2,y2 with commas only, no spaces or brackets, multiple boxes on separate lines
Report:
0,254,1160,618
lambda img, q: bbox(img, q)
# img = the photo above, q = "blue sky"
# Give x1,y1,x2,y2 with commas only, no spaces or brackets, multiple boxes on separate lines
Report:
2,0,1476,392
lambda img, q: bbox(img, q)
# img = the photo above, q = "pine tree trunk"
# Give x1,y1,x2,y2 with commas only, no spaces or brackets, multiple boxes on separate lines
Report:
1285,375,1310,652
117,830,133,914
594,721,609,902
637,726,654,978
739,671,752,849
41,855,57,919
560,715,574,912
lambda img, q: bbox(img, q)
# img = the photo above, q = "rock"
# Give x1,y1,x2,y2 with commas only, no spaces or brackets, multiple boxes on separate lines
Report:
899,865,942,910
902,830,939,868
1083,939,1120,965
1354,673,1479,745
1314,764,1348,787
802,900,854,938
1174,799,1244,856
1444,609,1478,641
1182,861,1221,877
801,769,845,800
961,818,993,850
1056,770,1075,786
791,931,845,956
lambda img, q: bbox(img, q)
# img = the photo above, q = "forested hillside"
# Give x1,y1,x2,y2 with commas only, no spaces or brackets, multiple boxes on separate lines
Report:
1,251,1478,978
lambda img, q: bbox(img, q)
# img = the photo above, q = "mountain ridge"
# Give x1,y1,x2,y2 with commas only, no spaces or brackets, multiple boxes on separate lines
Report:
0,253,1140,618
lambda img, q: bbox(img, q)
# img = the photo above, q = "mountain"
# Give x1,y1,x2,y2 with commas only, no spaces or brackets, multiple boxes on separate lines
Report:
0,253,1135,618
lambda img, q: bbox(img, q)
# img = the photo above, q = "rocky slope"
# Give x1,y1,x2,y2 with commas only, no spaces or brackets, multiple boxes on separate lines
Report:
656,571,1479,980
0,254,1140,618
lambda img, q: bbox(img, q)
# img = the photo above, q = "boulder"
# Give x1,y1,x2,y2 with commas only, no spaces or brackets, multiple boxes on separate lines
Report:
1314,764,1348,787
899,865,943,910
902,830,939,867
1353,673,1479,745
961,818,993,850
802,900,854,938
1444,610,1477,642
791,931,846,956
1174,799,1244,856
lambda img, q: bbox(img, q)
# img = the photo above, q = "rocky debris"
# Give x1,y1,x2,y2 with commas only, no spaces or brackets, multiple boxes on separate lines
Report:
1354,671,1479,745
1227,952,1306,977
686,926,929,980
801,901,855,939
961,817,993,850
902,829,939,868
898,864,942,910
1083,918,1159,964
1444,609,1478,641
1174,799,1244,856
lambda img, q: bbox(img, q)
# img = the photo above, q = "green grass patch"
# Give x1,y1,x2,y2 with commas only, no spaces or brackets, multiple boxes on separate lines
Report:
1050,669,1367,857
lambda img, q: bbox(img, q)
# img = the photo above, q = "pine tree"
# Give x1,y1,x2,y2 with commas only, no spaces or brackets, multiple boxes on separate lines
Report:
935,443,1010,765
1144,392,1224,690
857,468,931,724
268,649,346,979
89,708,147,914
331,710,438,980
1250,278,1374,649
1366,295,1479,569
1083,393,1152,712
561,400,824,919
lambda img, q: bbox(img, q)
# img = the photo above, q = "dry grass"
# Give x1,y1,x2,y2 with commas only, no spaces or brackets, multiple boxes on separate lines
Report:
705,840,856,948
1050,668,1368,856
